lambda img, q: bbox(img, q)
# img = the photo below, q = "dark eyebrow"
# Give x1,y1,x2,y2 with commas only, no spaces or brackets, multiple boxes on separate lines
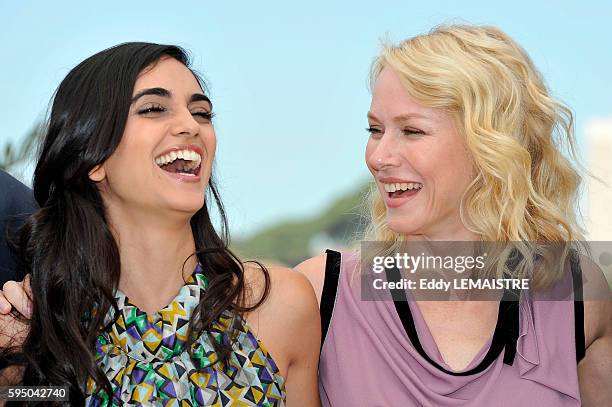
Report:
131,87,171,103
131,88,212,109
190,93,213,109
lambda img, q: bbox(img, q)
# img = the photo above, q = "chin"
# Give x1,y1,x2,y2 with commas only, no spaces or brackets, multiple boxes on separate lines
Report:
386,214,427,237
166,198,205,215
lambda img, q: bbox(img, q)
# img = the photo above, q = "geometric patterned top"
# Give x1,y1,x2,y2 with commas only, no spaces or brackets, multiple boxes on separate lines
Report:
85,264,286,406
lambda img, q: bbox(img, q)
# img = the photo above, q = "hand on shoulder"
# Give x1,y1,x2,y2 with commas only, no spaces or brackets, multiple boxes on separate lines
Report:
0,275,32,348
0,280,30,385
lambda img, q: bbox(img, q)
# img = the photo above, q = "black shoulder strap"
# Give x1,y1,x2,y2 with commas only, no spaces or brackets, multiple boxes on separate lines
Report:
386,266,520,376
570,251,585,363
320,249,341,347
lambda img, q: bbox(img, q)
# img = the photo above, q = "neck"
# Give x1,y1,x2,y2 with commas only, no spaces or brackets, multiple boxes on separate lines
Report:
407,223,480,242
106,203,198,314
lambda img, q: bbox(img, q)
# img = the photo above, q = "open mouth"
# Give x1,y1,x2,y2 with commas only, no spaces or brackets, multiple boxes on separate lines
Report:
154,149,202,177
383,182,423,198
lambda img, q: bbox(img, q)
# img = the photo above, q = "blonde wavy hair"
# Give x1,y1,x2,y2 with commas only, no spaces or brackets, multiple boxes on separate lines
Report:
363,24,585,288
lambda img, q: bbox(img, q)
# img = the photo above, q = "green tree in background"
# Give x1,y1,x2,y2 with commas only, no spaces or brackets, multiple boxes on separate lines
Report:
233,183,371,266
0,124,42,176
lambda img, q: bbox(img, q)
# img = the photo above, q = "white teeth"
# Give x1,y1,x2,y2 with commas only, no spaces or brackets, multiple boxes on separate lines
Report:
382,181,423,192
154,149,202,167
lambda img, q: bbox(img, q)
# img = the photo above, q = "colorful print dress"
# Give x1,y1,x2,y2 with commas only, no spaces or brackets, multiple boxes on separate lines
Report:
85,264,286,406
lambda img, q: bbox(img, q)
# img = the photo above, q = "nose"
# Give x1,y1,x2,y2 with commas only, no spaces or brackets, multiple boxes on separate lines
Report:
368,131,401,171
170,108,200,138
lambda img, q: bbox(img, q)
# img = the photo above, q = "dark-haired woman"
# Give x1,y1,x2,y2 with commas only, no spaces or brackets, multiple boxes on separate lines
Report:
0,43,320,406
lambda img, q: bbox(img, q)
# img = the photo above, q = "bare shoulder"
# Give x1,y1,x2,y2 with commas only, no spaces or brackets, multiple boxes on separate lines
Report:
579,254,611,300
294,254,328,304
241,263,321,376
248,263,319,338
578,256,612,406
577,254,611,348
242,262,319,311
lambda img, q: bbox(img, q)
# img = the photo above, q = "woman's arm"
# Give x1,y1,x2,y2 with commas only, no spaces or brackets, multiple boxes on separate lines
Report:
579,300,612,406
578,256,612,406
243,264,321,407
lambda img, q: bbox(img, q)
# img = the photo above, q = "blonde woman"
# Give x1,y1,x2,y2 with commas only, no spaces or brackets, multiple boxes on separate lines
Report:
296,25,611,406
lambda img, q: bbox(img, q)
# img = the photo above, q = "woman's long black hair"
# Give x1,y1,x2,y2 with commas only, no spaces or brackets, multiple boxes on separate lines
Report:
1,42,269,404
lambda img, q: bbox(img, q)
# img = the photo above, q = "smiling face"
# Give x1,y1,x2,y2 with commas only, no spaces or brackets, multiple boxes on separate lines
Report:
365,67,475,239
90,57,216,218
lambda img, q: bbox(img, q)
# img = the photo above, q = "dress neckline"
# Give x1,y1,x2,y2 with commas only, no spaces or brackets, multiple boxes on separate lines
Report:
101,263,207,362
385,266,520,376
113,262,205,321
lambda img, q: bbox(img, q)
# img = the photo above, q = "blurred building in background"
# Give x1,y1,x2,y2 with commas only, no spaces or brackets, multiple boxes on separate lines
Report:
585,117,612,284
586,117,612,240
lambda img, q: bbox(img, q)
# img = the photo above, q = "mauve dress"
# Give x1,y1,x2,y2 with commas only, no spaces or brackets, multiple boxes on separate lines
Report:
318,250,584,407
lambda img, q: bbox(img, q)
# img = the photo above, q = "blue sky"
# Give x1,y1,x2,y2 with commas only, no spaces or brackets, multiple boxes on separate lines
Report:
1,1,610,237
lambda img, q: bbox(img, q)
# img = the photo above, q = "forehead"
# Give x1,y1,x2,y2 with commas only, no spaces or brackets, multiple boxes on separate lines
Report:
133,57,202,95
370,67,440,121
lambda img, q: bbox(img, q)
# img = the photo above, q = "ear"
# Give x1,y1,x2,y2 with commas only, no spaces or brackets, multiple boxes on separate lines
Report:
88,164,106,182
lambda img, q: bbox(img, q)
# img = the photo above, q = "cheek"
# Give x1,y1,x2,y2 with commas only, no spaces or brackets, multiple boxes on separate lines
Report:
202,129,217,165
104,142,137,180
448,144,474,184
364,140,377,173
425,132,472,173
101,126,157,188
429,145,474,198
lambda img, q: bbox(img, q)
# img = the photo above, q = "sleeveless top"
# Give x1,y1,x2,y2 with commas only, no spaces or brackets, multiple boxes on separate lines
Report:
85,264,286,406
319,250,585,406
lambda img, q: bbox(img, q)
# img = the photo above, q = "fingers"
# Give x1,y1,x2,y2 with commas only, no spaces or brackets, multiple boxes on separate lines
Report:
0,311,29,348
0,290,12,314
2,279,32,319
24,274,33,300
